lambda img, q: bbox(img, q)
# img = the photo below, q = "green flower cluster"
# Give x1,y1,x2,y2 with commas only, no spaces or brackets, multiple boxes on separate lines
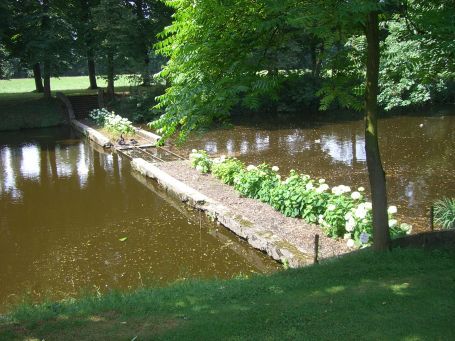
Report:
188,151,412,248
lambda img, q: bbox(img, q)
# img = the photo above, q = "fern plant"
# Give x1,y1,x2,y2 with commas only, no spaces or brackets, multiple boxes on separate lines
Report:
433,198,455,229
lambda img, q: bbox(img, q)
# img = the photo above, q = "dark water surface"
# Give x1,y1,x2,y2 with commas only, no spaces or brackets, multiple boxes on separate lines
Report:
182,112,455,231
0,127,279,312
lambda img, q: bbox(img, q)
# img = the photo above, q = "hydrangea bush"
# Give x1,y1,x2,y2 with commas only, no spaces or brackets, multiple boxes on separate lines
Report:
189,149,212,173
212,156,244,185
188,152,412,248
234,164,278,199
89,108,135,136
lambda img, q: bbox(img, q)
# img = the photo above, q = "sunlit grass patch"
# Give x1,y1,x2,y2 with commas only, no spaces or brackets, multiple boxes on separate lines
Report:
1,248,454,340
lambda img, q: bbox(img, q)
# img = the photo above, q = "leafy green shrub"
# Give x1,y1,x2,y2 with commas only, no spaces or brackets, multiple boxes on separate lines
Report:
123,84,165,123
189,149,212,173
89,108,136,136
212,157,245,185
234,164,277,199
268,171,309,217
433,197,455,229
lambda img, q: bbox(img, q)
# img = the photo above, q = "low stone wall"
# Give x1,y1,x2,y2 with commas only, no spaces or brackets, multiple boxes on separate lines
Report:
71,120,112,148
131,158,311,267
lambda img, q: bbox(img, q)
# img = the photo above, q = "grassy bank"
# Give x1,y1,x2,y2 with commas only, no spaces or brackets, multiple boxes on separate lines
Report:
0,75,132,94
0,93,66,131
0,76,133,131
1,248,454,340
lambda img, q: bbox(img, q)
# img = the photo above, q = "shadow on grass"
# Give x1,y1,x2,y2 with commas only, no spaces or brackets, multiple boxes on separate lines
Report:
1,248,454,340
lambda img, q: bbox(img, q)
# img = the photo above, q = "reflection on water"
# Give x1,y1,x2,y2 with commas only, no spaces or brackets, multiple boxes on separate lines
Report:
0,127,279,312
182,113,455,231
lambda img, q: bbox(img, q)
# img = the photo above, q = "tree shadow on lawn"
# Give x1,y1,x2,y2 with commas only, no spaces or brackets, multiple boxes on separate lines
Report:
2,248,454,340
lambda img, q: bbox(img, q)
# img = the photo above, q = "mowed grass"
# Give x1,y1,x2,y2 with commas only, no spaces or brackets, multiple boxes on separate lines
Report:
0,248,454,340
0,75,133,94
0,76,132,130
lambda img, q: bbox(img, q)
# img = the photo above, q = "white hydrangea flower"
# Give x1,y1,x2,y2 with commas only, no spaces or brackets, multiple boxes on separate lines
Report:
191,149,197,153
355,206,367,219
344,212,353,220
315,184,329,193
403,224,412,235
246,165,256,171
332,186,342,195
351,191,361,200
388,219,397,227
387,205,397,214
346,239,355,248
305,183,314,190
358,186,365,192
343,233,351,240
276,174,281,180
359,232,369,244
195,165,203,172
318,215,324,224
319,179,326,184
272,166,279,172
327,204,336,211
342,185,351,193
365,202,372,210
345,218,355,232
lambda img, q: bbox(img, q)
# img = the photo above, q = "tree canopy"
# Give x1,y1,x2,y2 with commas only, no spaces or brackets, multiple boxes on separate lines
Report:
152,0,454,140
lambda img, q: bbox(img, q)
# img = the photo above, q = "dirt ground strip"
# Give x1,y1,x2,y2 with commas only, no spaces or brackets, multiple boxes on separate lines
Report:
156,160,350,261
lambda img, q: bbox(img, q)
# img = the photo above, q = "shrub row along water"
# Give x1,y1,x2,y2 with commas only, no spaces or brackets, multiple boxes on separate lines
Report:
189,150,412,248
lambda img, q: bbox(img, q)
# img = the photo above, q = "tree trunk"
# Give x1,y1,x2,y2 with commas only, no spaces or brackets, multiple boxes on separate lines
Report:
43,61,51,98
135,0,150,86
107,51,115,99
33,63,44,92
87,53,98,89
142,53,151,86
365,10,390,251
42,0,51,98
82,0,97,89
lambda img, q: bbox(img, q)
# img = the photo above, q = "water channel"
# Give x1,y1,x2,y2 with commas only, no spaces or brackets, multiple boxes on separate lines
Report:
182,111,455,232
0,127,279,313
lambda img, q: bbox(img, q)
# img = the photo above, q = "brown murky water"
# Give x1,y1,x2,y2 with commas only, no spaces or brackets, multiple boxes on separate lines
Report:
0,127,279,313
182,112,455,231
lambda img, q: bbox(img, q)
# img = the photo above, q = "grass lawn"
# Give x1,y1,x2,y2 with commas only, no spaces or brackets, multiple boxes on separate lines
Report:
0,76,133,131
0,248,454,340
0,75,133,94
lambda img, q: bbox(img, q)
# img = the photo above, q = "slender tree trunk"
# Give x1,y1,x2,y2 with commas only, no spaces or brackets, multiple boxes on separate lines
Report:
87,52,98,89
42,0,51,98
82,0,97,89
365,11,390,251
310,39,323,79
107,51,115,99
33,63,44,92
143,53,151,86
43,61,51,98
135,0,150,86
